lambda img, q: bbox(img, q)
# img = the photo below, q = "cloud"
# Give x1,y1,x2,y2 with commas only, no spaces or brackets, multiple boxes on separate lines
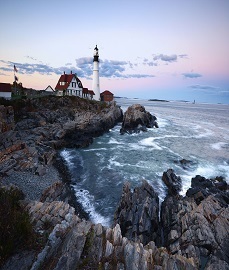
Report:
76,57,92,66
182,72,202,78
25,56,37,61
188,84,221,94
179,54,188,59
153,54,177,63
0,58,155,80
148,62,158,66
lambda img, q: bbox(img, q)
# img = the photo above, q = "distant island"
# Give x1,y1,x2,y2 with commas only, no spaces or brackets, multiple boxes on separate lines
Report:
148,99,169,102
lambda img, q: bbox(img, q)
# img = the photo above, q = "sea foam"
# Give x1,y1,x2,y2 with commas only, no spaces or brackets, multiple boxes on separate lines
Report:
211,142,227,150
73,186,111,227
139,137,163,150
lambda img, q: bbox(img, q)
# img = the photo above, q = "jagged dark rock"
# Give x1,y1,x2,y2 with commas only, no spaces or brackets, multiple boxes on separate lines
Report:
186,175,229,206
174,158,197,170
120,104,158,134
113,180,160,246
1,183,196,270
1,170,228,269
161,172,229,269
162,168,182,196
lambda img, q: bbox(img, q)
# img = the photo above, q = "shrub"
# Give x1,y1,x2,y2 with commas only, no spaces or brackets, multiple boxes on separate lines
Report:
0,186,34,266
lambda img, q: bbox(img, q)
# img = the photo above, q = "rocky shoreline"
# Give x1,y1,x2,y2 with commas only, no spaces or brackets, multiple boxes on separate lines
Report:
0,98,228,269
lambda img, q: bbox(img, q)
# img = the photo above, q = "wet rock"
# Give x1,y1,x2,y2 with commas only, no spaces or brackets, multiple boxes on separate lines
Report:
174,158,197,170
162,168,182,196
120,104,158,134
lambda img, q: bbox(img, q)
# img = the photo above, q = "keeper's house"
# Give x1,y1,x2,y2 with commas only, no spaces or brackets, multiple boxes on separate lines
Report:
100,90,114,102
55,71,83,97
0,83,12,99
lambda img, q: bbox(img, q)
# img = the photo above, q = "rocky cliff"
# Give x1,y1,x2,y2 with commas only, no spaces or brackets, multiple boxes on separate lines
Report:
1,182,196,270
1,99,228,269
0,96,123,177
3,170,227,270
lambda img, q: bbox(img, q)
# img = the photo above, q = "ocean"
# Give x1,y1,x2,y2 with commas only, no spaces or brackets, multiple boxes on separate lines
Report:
61,98,229,227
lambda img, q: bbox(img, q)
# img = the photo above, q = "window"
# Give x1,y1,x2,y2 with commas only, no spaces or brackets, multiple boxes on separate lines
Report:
72,82,76,88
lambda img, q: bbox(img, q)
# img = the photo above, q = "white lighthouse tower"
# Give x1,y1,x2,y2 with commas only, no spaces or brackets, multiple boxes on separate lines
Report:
92,45,100,101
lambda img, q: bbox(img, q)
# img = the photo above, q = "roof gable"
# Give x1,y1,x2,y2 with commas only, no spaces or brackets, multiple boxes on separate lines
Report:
55,73,83,91
83,88,88,94
101,90,113,96
45,85,54,92
88,90,95,95
0,83,12,92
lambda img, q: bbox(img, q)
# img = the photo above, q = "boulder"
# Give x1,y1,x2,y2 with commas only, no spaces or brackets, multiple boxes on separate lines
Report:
120,104,158,134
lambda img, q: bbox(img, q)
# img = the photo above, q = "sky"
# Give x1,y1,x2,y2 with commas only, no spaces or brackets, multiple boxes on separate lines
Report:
0,0,229,104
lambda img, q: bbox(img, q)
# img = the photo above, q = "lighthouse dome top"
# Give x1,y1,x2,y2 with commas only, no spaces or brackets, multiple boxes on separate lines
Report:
94,45,99,56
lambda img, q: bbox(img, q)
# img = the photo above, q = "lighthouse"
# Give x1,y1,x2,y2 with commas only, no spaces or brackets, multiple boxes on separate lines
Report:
92,45,100,101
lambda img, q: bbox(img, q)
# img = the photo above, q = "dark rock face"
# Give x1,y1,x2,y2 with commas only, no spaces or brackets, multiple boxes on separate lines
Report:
120,104,158,134
0,97,123,176
113,180,160,246
162,168,182,196
187,175,229,206
174,158,197,170
161,173,229,269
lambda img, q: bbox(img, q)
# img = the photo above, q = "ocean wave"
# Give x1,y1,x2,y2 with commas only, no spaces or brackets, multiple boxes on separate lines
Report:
180,161,229,195
139,137,163,150
72,186,111,227
157,117,170,128
211,142,227,150
60,149,74,167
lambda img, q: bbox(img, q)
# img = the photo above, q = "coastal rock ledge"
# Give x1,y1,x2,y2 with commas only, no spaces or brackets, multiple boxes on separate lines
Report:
120,104,158,134
0,96,123,178
1,170,228,269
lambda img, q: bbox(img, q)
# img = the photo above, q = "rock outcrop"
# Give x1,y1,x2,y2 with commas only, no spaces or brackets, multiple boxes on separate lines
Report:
161,175,229,269
114,180,160,246
162,168,182,196
1,171,228,269
0,96,123,176
1,182,196,270
120,104,158,134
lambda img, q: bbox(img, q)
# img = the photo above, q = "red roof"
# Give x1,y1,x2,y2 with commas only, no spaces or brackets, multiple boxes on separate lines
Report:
100,90,113,96
55,73,83,91
88,90,95,95
83,88,88,94
0,83,11,92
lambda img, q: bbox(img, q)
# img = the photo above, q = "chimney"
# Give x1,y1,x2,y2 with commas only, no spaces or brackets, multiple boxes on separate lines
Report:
64,71,65,75
71,70,72,74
